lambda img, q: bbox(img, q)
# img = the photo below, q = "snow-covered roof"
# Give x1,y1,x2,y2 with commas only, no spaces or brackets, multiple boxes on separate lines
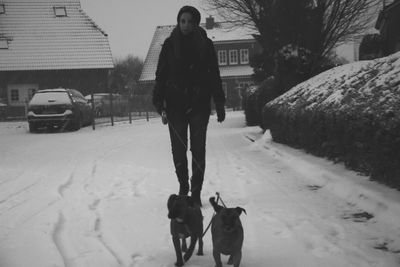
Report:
205,21,255,42
139,23,255,82
0,0,114,71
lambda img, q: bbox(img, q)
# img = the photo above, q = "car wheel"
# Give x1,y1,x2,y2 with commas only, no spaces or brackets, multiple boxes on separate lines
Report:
71,114,82,131
29,122,37,133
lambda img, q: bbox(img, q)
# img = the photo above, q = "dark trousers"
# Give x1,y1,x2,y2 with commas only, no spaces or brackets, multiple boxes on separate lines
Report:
167,109,210,193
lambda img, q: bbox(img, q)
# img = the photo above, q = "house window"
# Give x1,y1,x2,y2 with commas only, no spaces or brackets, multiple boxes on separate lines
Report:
218,50,227,65
54,6,67,17
240,49,249,64
11,89,19,102
0,4,5,14
0,38,8,49
229,50,238,65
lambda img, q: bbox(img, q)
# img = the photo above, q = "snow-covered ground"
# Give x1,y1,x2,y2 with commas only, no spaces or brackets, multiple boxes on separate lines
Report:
0,112,399,267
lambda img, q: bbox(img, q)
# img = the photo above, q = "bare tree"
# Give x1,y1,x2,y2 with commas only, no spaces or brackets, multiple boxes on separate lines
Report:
315,0,380,58
203,0,380,76
110,55,144,95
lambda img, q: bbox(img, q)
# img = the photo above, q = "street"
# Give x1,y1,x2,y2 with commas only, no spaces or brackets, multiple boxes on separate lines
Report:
0,112,399,267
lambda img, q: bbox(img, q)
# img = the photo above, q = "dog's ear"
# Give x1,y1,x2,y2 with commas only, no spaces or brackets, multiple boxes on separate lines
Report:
235,207,247,216
167,194,178,210
209,197,223,213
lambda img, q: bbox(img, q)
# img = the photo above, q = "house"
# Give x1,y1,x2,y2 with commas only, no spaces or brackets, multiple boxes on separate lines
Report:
375,0,400,56
139,16,261,110
0,0,113,117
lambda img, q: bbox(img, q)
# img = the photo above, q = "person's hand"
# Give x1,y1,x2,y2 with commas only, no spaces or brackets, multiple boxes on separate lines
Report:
216,104,225,123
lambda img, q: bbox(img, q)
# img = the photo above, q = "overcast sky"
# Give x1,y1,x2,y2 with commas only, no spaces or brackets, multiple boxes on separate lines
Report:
80,0,210,60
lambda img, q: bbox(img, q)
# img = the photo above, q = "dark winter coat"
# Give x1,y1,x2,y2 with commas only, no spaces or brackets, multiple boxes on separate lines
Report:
152,26,225,114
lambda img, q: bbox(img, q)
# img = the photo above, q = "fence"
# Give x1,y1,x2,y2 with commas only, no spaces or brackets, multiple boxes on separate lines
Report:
0,94,158,129
89,94,156,128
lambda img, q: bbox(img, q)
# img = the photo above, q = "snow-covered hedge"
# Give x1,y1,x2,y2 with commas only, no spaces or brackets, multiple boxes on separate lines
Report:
263,52,400,189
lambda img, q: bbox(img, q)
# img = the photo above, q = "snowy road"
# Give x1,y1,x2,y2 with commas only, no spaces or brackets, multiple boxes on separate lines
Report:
0,112,399,267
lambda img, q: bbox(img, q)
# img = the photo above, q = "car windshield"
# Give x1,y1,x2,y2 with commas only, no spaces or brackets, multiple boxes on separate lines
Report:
30,92,71,105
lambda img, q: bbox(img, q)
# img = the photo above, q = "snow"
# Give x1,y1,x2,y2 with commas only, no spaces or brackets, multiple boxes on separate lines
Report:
29,91,71,105
270,52,400,113
1,112,400,267
205,22,256,42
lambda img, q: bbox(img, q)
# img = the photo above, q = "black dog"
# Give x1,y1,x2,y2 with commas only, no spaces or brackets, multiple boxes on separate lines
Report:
167,194,204,266
209,197,246,267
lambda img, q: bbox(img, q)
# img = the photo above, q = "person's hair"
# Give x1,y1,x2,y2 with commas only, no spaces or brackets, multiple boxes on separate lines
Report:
177,6,201,26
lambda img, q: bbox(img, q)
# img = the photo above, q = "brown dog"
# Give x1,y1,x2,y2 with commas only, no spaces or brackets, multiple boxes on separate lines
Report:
209,197,246,267
167,194,204,266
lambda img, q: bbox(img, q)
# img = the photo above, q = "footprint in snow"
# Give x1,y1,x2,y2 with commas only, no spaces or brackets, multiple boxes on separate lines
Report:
341,211,374,222
88,199,100,210
373,238,400,254
306,185,323,191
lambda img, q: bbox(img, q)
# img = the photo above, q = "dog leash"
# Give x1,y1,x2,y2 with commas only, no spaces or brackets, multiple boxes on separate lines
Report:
201,192,227,238
165,113,206,177
216,192,227,208
166,117,227,238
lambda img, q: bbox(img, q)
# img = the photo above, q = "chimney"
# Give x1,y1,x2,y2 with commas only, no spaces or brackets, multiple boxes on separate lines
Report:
206,16,215,30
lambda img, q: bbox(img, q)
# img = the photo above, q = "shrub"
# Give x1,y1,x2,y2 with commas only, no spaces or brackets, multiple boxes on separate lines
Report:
243,77,277,126
263,52,400,189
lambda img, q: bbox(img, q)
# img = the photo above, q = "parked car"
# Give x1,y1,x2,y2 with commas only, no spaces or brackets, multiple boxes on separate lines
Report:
85,93,129,117
0,98,7,120
27,88,92,132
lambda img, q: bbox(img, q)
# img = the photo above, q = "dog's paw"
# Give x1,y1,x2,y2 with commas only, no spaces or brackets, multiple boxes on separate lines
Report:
183,251,193,262
174,260,184,267
197,251,204,256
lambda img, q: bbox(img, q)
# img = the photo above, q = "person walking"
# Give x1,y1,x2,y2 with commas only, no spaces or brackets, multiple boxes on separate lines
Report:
152,5,226,206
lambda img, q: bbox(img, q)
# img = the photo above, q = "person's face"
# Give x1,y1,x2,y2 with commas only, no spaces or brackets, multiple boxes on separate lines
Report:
179,12,195,35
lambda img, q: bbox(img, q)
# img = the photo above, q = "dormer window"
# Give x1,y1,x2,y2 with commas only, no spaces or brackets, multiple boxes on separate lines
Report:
240,49,249,64
54,6,67,17
229,50,238,65
218,50,227,65
0,4,5,14
0,38,8,49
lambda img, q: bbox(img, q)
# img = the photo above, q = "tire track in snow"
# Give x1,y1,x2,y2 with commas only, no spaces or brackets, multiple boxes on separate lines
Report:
52,212,75,267
83,161,97,192
0,180,43,217
93,214,126,266
89,198,130,266
91,162,97,177
0,182,38,204
0,170,26,186
21,199,59,224
58,173,74,197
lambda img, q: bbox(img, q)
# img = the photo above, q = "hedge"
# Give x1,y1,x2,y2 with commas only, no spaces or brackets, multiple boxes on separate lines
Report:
263,52,400,189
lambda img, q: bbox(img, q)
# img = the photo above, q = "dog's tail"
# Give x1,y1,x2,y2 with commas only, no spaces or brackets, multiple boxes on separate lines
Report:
209,197,223,213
